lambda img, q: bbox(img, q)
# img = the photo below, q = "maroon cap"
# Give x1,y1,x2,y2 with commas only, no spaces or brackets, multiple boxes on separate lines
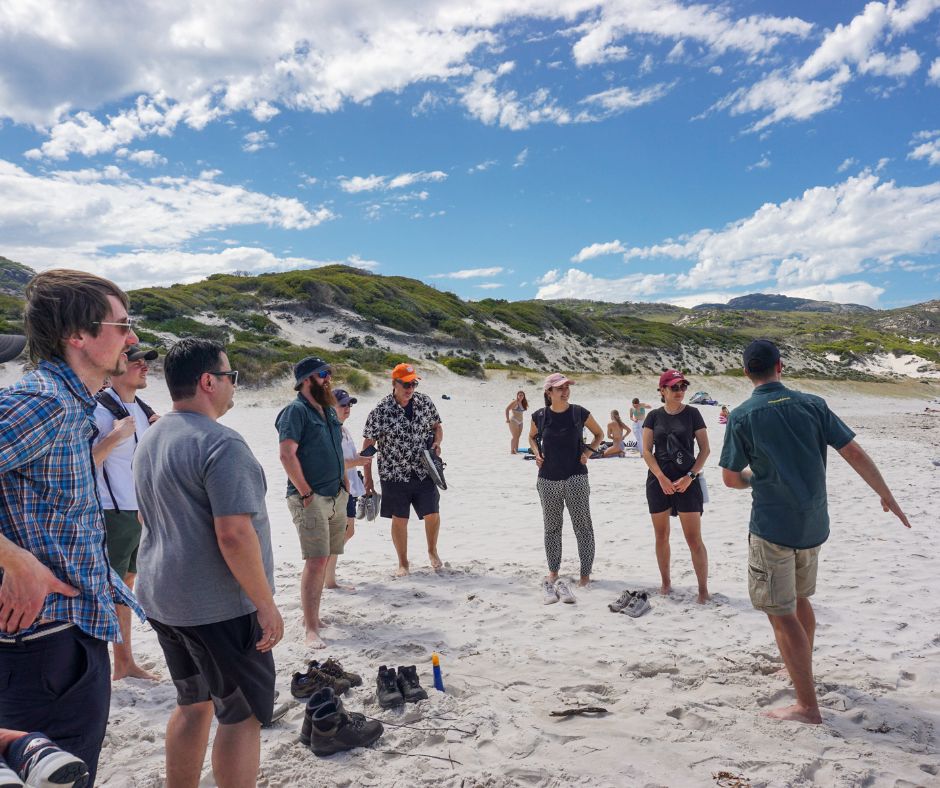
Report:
658,369,688,388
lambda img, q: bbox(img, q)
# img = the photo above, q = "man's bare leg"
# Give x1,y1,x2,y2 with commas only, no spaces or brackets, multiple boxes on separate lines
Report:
424,512,442,569
764,612,822,724
211,716,261,788
651,511,672,595
0,729,28,753
301,556,329,647
678,512,710,603
324,522,356,591
113,572,159,680
165,702,213,788
391,517,410,576
796,596,816,650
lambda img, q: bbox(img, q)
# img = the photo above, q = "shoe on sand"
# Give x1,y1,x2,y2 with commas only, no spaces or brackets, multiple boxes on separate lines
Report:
542,579,559,604
376,665,405,709
300,687,336,746
311,657,363,688
6,733,89,788
555,580,577,604
310,696,384,757
621,591,651,618
608,589,635,613
396,665,428,703
291,667,351,699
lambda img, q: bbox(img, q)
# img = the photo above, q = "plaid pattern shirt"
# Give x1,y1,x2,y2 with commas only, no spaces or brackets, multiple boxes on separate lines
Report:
0,358,144,641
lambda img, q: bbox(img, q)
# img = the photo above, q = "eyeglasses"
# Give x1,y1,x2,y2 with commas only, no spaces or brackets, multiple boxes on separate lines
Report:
209,370,239,386
93,319,135,335
668,382,689,392
395,379,419,389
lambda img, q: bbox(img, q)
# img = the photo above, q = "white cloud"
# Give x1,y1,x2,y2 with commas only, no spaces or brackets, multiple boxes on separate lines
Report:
747,154,771,171
659,291,738,308
476,282,503,289
858,47,921,77
338,170,446,193
837,157,858,172
577,83,673,117
513,148,529,168
242,129,274,152
460,66,572,130
535,268,673,300
571,240,626,263
0,158,334,270
431,266,504,279
929,57,940,84
468,159,497,173
251,101,280,122
778,281,885,306
909,129,940,166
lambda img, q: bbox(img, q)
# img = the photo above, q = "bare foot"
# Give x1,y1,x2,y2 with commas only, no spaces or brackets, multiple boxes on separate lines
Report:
324,582,357,593
428,552,443,571
395,565,410,577
696,591,711,604
762,704,822,724
577,577,591,587
114,664,160,681
305,630,327,649
660,584,672,596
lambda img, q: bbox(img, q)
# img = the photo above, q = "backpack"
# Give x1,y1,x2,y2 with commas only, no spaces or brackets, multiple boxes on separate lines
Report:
94,390,156,513
532,406,585,459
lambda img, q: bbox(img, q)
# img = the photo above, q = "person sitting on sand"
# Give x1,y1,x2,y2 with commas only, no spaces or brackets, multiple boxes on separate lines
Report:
602,409,629,457
641,370,710,604
529,373,604,603
720,339,910,725
719,405,730,424
629,397,652,452
504,390,528,454
362,363,444,576
326,388,374,592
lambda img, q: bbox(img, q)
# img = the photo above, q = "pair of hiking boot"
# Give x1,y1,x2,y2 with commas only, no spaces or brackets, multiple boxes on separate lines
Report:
608,589,651,618
376,665,428,709
300,687,384,757
291,657,362,700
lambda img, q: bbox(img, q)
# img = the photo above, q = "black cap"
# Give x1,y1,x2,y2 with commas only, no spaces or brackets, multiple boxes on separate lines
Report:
294,356,330,387
333,388,357,406
126,344,158,362
0,334,26,364
743,339,781,373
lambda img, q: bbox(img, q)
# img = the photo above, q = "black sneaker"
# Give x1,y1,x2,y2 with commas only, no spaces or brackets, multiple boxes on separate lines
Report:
309,697,384,757
5,733,89,788
310,657,363,688
291,667,351,700
300,687,335,746
376,665,405,709
396,665,429,703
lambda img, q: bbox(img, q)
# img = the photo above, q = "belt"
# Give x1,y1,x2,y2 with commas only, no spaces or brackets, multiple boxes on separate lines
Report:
0,621,75,645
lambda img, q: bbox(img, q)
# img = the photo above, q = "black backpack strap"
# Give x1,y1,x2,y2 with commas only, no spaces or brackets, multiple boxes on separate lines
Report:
94,390,131,513
134,396,156,422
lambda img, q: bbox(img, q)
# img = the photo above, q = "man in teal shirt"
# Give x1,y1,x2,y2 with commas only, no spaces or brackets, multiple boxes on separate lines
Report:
720,339,910,725
276,356,348,649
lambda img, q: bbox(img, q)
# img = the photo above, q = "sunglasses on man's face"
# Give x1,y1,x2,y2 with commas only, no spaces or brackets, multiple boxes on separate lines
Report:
209,370,239,386
395,379,419,389
315,369,332,379
93,319,136,335
667,382,689,392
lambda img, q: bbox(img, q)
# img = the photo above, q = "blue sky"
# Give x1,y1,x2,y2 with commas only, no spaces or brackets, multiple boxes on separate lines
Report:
1,1,939,308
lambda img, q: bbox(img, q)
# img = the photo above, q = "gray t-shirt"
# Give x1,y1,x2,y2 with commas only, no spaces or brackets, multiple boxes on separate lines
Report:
133,410,275,626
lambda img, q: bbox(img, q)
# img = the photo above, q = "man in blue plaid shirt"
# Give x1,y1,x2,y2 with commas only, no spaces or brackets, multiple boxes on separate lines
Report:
0,269,145,785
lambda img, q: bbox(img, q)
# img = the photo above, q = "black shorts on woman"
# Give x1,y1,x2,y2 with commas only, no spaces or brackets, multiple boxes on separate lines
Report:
643,405,705,517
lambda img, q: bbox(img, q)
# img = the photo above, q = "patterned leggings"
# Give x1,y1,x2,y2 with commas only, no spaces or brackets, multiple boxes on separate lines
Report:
536,474,595,577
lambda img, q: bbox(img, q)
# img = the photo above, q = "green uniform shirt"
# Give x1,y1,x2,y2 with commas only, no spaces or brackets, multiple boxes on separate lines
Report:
719,381,855,549
275,394,345,497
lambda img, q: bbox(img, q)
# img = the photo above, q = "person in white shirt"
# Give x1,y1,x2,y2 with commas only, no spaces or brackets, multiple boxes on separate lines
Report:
326,388,373,591
92,344,160,681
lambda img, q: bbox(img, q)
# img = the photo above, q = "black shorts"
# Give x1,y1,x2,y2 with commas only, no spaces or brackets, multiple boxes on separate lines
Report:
646,472,704,517
346,494,357,518
150,612,275,725
380,474,440,520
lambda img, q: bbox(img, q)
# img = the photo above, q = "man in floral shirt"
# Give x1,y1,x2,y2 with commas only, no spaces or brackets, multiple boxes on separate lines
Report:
362,363,443,576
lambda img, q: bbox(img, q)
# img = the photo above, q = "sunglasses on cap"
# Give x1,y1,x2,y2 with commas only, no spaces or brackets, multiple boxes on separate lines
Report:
667,382,689,392
395,379,419,389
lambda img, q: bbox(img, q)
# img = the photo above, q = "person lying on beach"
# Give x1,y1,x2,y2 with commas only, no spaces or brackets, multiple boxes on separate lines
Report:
721,339,910,725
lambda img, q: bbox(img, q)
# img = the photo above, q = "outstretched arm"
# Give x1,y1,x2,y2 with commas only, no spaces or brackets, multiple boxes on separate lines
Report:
837,440,911,528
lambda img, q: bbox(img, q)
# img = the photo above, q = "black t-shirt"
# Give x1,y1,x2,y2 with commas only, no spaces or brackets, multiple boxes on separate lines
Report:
537,405,590,481
642,405,706,480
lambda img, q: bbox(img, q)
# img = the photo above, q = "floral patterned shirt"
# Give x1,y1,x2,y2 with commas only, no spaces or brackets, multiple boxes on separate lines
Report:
362,392,441,482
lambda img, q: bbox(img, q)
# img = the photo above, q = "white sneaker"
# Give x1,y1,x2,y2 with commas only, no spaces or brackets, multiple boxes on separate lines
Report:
555,580,577,604
541,579,559,604
0,756,24,787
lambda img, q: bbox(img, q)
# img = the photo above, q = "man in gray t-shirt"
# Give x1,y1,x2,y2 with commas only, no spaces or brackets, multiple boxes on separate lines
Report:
134,338,282,788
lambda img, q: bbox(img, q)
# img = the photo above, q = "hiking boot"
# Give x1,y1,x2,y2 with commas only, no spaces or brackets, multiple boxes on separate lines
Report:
396,665,428,703
291,667,351,699
300,687,335,746
309,696,384,757
5,733,89,788
310,657,363,688
555,580,577,604
376,665,405,709
355,496,366,520
608,589,635,613
541,579,559,604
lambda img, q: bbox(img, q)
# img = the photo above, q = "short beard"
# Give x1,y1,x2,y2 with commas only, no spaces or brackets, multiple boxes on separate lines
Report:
310,380,337,409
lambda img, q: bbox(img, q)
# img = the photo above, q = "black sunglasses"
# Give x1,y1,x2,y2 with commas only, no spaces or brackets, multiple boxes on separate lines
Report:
209,370,239,386
395,379,419,389
668,382,689,392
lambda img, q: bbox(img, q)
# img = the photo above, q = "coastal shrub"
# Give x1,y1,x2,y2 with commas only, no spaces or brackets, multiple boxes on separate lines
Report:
611,359,630,375
363,335,377,347
147,317,229,343
338,368,371,392
441,356,485,378
346,336,363,349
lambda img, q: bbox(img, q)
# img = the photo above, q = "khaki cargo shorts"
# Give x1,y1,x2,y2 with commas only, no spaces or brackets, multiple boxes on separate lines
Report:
287,489,350,559
747,533,821,616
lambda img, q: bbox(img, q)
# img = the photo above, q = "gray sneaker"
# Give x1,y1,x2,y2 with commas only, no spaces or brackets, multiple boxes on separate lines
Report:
364,493,380,522
555,580,577,604
355,496,366,520
608,589,634,613
621,591,651,618
541,579,559,605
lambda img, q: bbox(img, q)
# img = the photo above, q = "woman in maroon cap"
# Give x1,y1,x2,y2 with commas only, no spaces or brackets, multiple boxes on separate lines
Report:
641,369,711,603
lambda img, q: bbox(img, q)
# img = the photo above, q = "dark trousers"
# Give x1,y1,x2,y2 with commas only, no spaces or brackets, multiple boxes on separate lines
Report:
0,625,110,786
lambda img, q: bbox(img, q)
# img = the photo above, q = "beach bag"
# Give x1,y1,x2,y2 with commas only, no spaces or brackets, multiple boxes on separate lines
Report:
665,431,693,471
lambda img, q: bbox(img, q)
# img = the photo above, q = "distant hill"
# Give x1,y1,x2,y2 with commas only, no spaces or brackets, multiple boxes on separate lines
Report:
0,257,33,297
693,293,875,314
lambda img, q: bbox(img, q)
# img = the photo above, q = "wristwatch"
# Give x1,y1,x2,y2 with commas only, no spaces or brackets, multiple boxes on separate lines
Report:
687,471,699,480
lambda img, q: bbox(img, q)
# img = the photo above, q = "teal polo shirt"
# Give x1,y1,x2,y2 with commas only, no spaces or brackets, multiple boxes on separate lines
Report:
275,394,345,497
719,381,855,549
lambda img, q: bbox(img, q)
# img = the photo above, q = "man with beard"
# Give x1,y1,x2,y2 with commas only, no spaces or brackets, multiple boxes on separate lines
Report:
0,270,144,785
92,343,161,682
276,356,347,649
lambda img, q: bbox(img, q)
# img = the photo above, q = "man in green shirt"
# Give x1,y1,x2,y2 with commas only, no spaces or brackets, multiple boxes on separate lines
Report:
276,356,348,649
720,339,910,725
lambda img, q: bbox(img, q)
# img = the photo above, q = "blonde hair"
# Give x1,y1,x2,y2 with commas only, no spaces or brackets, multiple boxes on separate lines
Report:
611,409,627,431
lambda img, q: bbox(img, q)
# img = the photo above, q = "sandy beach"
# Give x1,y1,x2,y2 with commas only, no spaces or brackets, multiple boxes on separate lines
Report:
30,368,938,788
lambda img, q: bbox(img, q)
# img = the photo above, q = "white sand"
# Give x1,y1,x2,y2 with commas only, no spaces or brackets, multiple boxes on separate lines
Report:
16,368,937,787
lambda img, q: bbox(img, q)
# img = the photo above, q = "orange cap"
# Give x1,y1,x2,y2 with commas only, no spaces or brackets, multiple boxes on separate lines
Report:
391,362,421,383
